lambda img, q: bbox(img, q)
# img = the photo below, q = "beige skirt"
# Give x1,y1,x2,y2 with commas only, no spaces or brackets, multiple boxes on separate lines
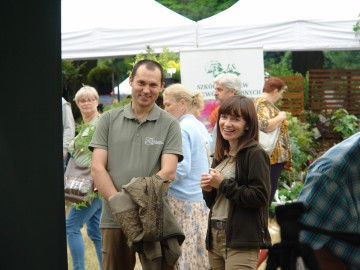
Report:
168,195,210,270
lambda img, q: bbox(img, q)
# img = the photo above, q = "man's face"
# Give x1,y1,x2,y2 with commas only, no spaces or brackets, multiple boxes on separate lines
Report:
129,65,164,109
214,82,235,104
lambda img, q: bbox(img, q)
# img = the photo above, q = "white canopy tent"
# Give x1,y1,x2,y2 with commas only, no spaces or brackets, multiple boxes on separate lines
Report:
61,0,197,59
114,77,131,95
197,0,360,51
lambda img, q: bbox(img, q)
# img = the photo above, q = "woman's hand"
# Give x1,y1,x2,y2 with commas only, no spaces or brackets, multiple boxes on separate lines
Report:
200,173,212,192
209,168,224,189
201,168,225,191
278,111,287,122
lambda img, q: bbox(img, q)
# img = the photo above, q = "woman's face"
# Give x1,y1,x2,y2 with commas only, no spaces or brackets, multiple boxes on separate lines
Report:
274,87,286,102
163,94,185,118
219,113,247,146
76,95,98,116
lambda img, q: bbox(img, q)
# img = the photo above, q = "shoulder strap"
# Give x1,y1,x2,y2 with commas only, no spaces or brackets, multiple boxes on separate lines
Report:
195,124,212,167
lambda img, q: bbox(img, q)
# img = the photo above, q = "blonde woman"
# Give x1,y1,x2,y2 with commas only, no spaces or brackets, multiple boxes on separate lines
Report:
163,84,211,270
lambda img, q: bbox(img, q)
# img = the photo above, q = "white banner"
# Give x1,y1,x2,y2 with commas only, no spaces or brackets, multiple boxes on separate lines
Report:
180,47,264,100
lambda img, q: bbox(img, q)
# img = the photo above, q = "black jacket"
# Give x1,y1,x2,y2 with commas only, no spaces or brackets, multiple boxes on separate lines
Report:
203,141,272,249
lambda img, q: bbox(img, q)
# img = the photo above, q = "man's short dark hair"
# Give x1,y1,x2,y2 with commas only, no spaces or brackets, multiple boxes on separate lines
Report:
131,59,164,84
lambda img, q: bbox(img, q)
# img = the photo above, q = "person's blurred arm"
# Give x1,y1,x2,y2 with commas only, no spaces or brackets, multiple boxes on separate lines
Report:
265,111,286,132
62,100,75,159
157,153,179,181
157,118,183,182
255,100,286,133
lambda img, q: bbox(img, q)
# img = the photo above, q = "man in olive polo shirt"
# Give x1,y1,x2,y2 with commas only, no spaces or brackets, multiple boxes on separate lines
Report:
90,60,183,270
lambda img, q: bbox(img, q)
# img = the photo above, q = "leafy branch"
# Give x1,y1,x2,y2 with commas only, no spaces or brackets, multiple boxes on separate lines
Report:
353,13,360,32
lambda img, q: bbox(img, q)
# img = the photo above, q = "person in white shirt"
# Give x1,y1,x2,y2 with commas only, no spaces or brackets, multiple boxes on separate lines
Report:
62,97,75,168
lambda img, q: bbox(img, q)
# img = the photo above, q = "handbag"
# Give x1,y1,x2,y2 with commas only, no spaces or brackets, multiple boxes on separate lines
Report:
259,127,280,155
255,101,281,155
64,157,94,204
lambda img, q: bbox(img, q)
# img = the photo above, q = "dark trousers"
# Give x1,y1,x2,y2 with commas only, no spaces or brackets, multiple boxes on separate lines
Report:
101,228,136,270
269,162,286,205
101,228,174,270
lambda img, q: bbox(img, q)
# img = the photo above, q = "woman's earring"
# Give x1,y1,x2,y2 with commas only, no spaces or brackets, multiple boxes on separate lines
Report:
245,127,249,131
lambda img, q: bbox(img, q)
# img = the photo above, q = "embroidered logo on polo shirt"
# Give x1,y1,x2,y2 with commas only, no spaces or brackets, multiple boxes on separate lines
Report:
145,137,164,145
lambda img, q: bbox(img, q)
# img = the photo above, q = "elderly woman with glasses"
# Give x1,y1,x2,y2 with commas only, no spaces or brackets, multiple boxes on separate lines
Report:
65,85,102,270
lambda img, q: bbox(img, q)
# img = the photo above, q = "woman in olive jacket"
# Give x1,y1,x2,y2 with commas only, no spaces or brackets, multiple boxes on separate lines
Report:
201,95,272,269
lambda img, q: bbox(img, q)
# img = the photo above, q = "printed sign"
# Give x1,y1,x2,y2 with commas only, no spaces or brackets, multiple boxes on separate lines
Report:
180,47,264,131
180,47,264,100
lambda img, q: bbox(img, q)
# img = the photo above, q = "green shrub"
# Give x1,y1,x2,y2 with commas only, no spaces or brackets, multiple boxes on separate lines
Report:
103,97,132,112
87,65,114,95
331,108,359,140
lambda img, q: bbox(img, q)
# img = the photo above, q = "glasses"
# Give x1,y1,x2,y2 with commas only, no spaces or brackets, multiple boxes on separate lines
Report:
78,99,96,105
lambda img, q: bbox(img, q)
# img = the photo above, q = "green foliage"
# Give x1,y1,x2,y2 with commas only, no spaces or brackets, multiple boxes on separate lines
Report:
264,52,286,67
87,65,114,95
87,65,113,85
303,108,359,146
103,97,132,112
97,58,132,84
62,60,86,91
331,108,359,140
272,109,358,210
287,113,316,170
277,182,304,202
323,51,360,69
133,46,181,80
306,108,359,142
281,113,317,182
71,191,102,210
68,120,103,210
73,121,98,162
271,181,304,216
266,52,302,77
353,13,360,32
277,113,319,205
156,0,238,21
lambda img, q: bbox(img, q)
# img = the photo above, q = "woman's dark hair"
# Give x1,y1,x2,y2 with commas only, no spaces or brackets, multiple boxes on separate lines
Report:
214,95,259,161
131,59,164,84
263,77,286,93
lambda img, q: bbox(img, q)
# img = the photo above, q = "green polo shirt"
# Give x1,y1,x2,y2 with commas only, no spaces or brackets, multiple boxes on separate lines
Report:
90,103,183,228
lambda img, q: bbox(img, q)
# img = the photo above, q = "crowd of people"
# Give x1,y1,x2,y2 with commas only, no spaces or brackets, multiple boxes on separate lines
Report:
62,59,358,270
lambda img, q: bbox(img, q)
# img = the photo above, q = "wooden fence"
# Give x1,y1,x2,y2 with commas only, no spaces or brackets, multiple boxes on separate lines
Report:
307,69,360,146
309,69,360,117
274,70,360,148
277,76,305,117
